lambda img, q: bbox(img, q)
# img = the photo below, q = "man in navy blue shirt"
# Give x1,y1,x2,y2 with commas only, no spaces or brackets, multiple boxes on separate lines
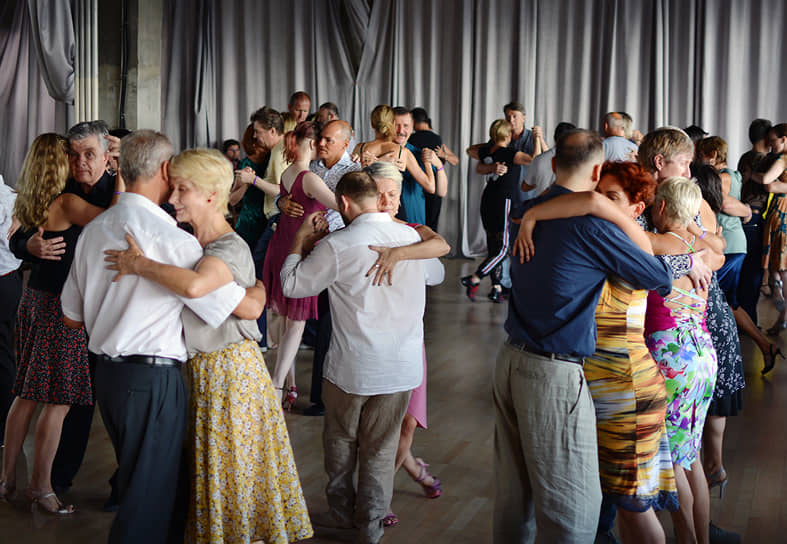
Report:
493,130,673,543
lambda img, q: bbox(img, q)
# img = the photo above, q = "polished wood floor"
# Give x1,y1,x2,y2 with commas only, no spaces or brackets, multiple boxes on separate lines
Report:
3,258,786,542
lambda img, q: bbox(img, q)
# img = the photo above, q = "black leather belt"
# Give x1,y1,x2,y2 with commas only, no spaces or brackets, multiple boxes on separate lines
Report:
506,338,585,365
97,354,182,368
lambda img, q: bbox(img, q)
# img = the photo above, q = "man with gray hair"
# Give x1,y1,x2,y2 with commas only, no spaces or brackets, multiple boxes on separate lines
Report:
602,111,638,161
61,130,257,544
8,119,122,498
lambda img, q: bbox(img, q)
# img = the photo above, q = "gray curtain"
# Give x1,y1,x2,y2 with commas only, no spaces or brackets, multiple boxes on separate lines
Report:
159,0,787,257
3,0,787,255
0,0,73,186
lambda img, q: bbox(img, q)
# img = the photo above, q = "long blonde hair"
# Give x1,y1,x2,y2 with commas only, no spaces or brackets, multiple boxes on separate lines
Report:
13,133,70,229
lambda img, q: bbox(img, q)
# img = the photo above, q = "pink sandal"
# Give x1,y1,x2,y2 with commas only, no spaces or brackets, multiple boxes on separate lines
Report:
414,458,442,498
383,511,399,527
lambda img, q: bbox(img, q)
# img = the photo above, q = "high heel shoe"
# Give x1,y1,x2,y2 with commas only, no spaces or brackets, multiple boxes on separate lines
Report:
28,489,75,515
766,320,787,336
0,480,15,503
413,458,442,498
706,468,728,499
762,344,784,375
283,386,297,411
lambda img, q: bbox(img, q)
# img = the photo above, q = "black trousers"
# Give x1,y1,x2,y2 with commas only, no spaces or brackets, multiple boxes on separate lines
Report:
0,270,22,443
425,193,443,232
95,359,188,544
310,290,332,405
51,351,97,490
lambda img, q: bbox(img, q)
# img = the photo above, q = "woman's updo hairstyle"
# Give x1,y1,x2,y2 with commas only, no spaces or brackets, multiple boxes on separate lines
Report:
370,104,394,139
284,121,320,164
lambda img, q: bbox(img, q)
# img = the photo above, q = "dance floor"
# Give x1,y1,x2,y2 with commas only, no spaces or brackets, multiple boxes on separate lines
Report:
3,258,786,542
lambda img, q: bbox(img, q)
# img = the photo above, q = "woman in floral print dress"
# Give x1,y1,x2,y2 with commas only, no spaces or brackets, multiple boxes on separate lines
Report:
106,148,311,544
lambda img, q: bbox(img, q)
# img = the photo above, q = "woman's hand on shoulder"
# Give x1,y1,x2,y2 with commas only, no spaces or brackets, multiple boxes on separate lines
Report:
104,233,145,281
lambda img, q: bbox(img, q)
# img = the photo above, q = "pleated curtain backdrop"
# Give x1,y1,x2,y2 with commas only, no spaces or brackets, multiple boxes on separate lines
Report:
3,0,787,257
159,0,787,257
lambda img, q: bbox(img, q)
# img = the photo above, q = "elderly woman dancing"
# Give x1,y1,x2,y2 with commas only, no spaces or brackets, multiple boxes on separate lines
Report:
105,148,311,543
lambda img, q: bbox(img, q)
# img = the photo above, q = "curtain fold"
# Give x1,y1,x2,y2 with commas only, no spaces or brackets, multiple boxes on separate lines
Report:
25,0,75,104
0,1,61,185
4,0,787,252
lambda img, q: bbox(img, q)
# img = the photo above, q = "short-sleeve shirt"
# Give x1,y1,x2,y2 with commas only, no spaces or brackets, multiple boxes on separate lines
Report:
603,136,638,162
181,232,262,355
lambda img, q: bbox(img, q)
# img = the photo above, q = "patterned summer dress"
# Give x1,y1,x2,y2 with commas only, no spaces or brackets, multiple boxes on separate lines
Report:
645,242,718,470
585,279,677,511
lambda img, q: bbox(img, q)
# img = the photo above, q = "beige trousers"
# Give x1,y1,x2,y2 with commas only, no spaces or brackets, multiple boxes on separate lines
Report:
322,379,411,544
493,341,602,544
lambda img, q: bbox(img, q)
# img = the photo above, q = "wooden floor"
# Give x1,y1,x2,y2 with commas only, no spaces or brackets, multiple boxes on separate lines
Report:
3,258,787,542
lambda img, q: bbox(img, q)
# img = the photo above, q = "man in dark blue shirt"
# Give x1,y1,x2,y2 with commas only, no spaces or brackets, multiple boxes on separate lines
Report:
493,130,672,543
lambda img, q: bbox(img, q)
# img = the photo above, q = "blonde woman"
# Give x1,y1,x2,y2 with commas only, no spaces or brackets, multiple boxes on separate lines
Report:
353,104,435,194
1,133,121,514
105,148,312,543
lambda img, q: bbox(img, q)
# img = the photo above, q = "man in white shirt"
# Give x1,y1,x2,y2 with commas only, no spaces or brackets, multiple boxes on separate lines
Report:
0,175,22,444
61,130,254,544
281,171,444,544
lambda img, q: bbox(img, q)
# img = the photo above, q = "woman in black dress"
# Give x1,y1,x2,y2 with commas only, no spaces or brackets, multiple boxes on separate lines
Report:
0,134,121,514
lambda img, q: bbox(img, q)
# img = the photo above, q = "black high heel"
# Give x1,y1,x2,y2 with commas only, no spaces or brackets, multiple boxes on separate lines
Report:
762,344,784,375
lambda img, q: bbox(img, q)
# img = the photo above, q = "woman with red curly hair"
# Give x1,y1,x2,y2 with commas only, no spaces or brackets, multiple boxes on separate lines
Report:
515,161,679,543
262,121,337,406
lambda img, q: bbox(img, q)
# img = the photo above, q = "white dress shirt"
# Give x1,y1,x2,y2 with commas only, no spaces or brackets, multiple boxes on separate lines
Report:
0,176,22,275
61,192,245,361
310,152,360,231
281,212,444,395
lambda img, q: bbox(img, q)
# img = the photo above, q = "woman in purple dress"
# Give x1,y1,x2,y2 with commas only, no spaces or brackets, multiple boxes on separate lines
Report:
262,121,337,407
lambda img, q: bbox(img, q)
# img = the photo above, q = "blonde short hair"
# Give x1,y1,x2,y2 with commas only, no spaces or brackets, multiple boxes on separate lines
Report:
364,161,403,190
489,119,512,144
169,148,233,215
654,176,701,226
638,127,694,173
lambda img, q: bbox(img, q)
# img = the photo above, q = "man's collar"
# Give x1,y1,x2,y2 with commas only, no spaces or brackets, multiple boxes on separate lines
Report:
348,211,392,225
119,192,176,225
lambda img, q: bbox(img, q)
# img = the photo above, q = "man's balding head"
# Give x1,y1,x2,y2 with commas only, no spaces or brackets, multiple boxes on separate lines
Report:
603,112,625,137
554,130,605,189
318,120,352,167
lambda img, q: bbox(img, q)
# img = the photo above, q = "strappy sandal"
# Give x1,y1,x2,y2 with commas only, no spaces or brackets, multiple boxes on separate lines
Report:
413,458,442,498
383,511,399,527
0,480,15,503
763,344,784,375
28,489,75,515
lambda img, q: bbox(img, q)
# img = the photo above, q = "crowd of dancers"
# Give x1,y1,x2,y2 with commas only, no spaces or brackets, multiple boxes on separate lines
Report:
0,88,785,544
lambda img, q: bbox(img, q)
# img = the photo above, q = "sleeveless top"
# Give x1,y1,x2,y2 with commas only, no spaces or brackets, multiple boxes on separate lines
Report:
717,168,746,254
28,224,82,295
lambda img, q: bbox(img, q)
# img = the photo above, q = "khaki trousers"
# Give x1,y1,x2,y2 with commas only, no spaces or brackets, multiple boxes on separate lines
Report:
322,379,411,544
493,342,601,544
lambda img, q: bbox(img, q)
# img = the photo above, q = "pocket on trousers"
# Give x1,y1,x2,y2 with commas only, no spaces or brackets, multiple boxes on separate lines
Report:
568,371,584,415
